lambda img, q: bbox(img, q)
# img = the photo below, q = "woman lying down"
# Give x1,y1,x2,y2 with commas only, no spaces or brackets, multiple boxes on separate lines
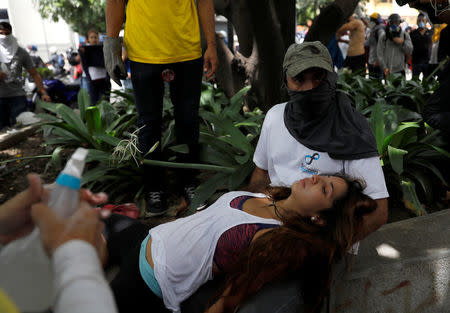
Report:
104,174,376,313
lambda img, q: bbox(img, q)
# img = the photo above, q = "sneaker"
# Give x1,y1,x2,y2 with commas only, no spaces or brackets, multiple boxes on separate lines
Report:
145,191,169,217
183,186,207,211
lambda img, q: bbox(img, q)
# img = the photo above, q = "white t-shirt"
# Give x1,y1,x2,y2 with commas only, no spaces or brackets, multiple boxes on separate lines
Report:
149,191,281,312
253,102,389,201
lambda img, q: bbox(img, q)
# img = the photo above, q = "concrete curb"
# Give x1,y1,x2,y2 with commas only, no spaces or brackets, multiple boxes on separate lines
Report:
331,209,450,313
0,125,40,150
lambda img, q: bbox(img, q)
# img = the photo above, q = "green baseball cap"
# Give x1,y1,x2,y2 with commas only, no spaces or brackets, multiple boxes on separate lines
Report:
283,41,333,77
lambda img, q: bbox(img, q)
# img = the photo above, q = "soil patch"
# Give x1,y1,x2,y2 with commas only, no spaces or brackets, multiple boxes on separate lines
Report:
0,130,64,204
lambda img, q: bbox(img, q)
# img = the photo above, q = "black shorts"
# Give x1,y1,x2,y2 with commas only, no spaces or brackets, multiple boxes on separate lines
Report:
343,54,366,73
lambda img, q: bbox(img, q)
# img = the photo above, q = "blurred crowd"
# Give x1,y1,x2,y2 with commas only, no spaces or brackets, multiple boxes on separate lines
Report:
297,12,449,80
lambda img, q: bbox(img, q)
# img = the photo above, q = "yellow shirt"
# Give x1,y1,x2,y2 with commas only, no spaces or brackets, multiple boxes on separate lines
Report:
0,289,20,313
125,0,202,64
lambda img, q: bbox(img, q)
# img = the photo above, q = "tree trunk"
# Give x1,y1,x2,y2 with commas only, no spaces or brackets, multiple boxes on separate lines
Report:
212,0,359,112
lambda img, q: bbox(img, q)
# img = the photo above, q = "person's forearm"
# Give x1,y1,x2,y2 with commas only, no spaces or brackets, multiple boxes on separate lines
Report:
53,240,118,313
358,198,388,240
247,167,270,193
197,0,216,48
106,0,125,38
29,69,47,96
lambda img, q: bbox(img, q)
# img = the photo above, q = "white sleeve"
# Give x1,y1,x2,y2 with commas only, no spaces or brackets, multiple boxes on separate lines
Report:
52,240,118,313
253,112,271,170
346,156,389,200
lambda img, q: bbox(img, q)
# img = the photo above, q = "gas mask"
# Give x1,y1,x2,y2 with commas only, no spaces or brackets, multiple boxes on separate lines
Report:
388,24,401,38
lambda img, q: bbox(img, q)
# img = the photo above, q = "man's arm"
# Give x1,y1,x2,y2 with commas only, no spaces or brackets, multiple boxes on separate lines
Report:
105,0,125,38
336,20,356,37
401,32,413,55
27,68,51,102
358,198,388,240
197,0,218,78
247,166,270,193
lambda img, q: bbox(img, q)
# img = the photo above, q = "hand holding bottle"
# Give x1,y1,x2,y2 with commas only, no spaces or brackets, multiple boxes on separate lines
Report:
31,200,110,257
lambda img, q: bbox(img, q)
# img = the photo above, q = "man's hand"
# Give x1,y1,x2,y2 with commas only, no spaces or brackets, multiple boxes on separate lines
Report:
203,45,218,79
393,37,404,45
0,70,7,81
31,200,109,257
103,37,127,86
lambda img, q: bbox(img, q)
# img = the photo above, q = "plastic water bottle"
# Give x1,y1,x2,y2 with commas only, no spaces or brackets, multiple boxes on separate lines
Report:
0,148,88,312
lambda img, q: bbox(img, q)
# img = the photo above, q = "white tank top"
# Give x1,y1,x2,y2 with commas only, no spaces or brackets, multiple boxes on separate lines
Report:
149,191,281,312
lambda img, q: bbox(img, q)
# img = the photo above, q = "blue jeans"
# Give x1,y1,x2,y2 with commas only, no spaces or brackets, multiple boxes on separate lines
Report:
0,96,28,130
130,58,203,160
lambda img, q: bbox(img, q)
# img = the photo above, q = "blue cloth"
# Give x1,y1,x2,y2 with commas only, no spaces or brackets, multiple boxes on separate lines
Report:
139,234,163,298
327,36,344,69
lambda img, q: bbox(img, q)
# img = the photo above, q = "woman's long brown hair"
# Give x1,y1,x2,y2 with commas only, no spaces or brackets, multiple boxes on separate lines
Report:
219,176,377,313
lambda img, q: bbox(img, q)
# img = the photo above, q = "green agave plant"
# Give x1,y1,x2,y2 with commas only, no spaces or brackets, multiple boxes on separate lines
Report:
37,89,148,205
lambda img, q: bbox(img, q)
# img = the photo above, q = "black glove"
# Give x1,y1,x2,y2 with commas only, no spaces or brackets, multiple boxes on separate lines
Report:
103,37,127,86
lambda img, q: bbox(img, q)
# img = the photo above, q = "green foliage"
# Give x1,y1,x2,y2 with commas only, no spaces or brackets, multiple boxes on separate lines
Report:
342,73,450,216
296,0,333,25
36,67,53,79
38,88,145,205
34,0,106,35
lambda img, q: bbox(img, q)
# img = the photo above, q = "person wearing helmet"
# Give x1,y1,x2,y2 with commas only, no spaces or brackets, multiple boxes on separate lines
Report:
27,44,44,68
366,13,385,79
376,13,413,77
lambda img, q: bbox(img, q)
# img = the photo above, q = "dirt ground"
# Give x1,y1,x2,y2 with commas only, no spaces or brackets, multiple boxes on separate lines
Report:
0,131,64,204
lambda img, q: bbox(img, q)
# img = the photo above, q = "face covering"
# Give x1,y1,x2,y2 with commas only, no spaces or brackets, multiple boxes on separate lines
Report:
283,71,379,160
369,21,376,29
0,34,19,63
418,22,425,29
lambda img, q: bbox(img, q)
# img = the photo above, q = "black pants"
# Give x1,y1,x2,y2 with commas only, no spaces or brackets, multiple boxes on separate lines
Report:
130,58,203,158
368,63,383,80
105,214,169,313
130,58,203,188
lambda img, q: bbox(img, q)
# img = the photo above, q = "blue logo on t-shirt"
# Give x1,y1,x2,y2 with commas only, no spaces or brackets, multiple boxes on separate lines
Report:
300,153,320,174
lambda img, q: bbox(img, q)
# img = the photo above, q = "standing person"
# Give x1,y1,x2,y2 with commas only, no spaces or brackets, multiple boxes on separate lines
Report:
26,45,45,68
336,16,367,73
377,14,413,77
78,29,111,104
0,22,51,131
103,0,218,215
366,13,385,79
437,24,449,63
410,13,433,78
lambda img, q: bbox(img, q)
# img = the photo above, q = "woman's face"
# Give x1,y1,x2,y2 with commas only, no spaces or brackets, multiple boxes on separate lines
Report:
88,32,100,45
288,175,348,216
